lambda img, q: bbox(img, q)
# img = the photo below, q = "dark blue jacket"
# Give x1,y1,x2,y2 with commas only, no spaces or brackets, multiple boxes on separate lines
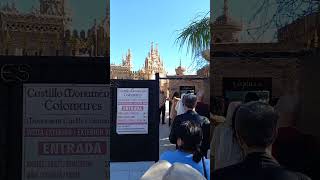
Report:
212,152,311,180
169,110,210,156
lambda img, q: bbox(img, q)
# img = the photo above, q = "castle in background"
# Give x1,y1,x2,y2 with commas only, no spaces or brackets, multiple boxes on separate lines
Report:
0,0,109,57
111,42,167,80
111,42,210,104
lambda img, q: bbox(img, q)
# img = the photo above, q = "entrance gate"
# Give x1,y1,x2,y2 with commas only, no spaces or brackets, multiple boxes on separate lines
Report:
110,79,159,162
158,74,209,95
109,78,159,179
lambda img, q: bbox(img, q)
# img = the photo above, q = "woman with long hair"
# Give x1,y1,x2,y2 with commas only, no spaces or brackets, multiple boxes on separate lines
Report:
211,101,243,170
160,121,210,179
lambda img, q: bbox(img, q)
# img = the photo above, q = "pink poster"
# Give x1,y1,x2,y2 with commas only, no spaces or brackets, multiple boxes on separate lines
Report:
116,88,149,134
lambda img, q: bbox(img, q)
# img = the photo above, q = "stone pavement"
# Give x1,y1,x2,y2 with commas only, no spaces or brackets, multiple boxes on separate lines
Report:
159,101,175,156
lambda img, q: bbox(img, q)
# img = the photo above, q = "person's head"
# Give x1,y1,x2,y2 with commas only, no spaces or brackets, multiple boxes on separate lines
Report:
235,101,279,154
182,94,197,111
140,161,206,180
172,92,180,99
244,92,260,103
176,121,203,163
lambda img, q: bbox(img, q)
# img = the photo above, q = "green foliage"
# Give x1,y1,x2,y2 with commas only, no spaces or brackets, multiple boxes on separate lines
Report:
175,12,210,59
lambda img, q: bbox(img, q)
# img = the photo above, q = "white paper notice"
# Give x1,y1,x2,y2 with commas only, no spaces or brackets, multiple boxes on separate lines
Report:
22,84,110,180
116,88,149,134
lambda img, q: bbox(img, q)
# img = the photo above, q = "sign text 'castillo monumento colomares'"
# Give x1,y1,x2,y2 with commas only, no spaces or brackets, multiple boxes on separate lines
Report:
22,84,110,180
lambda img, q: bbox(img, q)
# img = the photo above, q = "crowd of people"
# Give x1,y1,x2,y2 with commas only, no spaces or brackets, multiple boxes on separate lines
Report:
144,90,211,180
141,90,318,180
211,92,318,180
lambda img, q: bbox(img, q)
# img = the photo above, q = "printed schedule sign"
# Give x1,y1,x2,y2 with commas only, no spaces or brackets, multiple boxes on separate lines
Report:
116,88,149,134
22,84,110,180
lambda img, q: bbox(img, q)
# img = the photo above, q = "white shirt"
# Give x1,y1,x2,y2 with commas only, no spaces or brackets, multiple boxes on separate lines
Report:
175,94,186,115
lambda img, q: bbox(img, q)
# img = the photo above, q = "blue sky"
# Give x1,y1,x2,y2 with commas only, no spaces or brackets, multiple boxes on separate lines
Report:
1,0,106,30
111,0,209,74
2,0,280,74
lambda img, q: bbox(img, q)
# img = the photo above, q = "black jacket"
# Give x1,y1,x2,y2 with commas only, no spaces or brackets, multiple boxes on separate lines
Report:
195,102,210,119
169,110,210,156
212,152,311,180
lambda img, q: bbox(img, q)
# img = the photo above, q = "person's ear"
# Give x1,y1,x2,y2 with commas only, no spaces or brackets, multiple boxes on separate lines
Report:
177,138,183,146
236,132,246,150
271,127,278,144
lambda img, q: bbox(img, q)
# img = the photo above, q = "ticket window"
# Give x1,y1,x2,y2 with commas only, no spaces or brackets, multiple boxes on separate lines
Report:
180,86,195,96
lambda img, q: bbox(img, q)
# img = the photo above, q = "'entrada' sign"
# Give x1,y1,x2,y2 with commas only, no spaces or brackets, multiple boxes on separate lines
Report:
22,84,110,180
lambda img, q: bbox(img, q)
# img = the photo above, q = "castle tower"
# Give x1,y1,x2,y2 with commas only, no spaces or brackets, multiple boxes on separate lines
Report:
121,54,125,65
175,59,186,76
151,42,154,53
39,0,65,16
155,43,159,56
125,49,132,68
212,0,242,43
223,0,229,18
142,42,166,79
39,0,71,28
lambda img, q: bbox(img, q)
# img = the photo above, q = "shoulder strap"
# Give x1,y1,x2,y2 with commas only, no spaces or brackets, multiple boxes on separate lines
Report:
201,157,208,179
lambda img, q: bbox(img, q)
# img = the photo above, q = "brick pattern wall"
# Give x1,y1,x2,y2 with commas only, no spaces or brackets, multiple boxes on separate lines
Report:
299,57,320,137
167,78,210,104
211,58,301,98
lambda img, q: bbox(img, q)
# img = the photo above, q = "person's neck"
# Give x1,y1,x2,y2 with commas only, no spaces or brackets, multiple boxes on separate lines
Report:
245,146,272,156
185,108,195,112
178,148,194,154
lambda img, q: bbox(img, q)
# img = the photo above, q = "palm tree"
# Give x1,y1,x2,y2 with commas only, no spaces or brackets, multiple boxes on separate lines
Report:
175,12,210,66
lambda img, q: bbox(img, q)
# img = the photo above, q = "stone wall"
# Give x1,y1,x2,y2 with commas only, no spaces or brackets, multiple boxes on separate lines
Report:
211,58,301,99
209,54,320,138
167,77,210,104
278,12,319,46
299,56,320,137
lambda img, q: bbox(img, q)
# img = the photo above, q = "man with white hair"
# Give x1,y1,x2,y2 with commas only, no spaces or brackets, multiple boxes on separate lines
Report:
169,93,211,158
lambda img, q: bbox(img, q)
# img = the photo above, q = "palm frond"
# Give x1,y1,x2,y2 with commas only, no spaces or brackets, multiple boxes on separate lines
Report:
175,13,210,60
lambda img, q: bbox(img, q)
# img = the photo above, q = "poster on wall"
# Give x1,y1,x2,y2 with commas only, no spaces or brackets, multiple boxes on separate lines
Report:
22,84,110,180
116,88,149,135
